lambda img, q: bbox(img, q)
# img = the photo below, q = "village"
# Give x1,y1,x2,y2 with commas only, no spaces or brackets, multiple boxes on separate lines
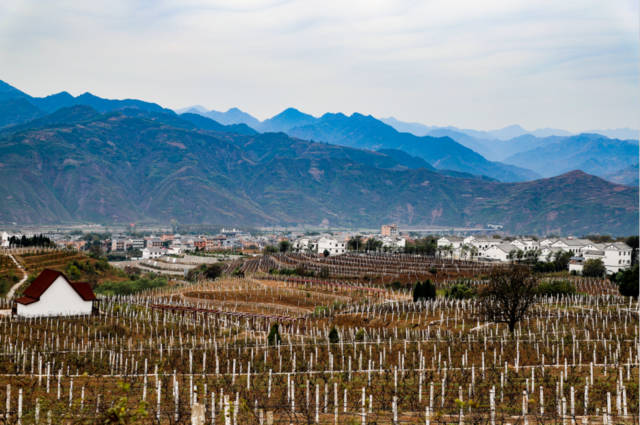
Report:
1,224,635,277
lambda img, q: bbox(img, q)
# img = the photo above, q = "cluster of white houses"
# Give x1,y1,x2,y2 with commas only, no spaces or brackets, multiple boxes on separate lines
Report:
436,236,634,274
293,235,406,256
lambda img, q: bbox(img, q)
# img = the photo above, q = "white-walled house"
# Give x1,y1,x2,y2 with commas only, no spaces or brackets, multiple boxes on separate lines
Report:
568,258,584,274
293,238,317,253
603,243,633,273
317,237,346,256
142,247,166,259
551,238,590,255
381,237,406,251
483,243,516,262
15,269,96,317
1,231,10,248
512,239,540,252
437,236,463,249
470,238,499,254
538,247,565,262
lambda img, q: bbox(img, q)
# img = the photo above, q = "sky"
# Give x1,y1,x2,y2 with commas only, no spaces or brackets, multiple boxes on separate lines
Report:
0,0,638,132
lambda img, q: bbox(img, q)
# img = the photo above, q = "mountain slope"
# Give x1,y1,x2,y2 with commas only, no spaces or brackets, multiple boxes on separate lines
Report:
0,80,174,128
287,112,539,182
0,108,636,235
503,134,639,178
603,163,639,187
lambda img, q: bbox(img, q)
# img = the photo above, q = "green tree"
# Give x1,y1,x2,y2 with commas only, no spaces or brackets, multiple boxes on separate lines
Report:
615,264,639,298
582,259,606,277
203,263,223,280
347,236,363,251
404,237,437,255
364,238,383,252
278,240,291,253
66,264,81,280
625,236,638,265
263,245,278,254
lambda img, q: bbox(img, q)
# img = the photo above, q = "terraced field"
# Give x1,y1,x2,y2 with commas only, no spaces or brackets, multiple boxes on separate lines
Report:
0,252,636,424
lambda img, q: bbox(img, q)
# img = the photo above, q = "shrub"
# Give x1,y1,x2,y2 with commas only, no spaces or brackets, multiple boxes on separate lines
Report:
536,280,576,296
95,276,167,295
444,282,476,299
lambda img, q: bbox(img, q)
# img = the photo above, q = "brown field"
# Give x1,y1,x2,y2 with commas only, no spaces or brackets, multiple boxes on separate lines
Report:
0,253,637,424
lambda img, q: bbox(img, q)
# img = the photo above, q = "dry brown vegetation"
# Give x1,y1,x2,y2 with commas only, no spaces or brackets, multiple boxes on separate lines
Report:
0,253,637,424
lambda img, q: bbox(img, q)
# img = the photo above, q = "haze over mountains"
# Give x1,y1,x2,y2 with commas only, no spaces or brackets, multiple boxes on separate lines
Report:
0,80,637,234
180,104,638,186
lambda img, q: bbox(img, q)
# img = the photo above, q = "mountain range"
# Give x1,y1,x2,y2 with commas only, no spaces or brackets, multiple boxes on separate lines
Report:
0,80,637,234
180,105,638,185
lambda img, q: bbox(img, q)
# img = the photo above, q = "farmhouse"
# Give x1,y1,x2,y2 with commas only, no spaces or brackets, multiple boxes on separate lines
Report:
317,237,346,256
14,269,97,317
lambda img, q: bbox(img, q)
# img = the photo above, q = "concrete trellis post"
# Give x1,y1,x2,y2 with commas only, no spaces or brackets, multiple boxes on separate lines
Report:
490,387,495,425
334,383,338,424
6,384,10,423
223,395,231,425
361,387,366,424
392,396,398,425
157,378,162,420
522,390,528,425
17,388,22,425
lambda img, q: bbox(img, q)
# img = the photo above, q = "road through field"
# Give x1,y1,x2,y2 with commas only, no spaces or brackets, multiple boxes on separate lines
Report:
5,253,27,299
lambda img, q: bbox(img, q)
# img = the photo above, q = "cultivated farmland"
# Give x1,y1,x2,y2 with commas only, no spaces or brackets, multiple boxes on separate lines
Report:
0,252,637,424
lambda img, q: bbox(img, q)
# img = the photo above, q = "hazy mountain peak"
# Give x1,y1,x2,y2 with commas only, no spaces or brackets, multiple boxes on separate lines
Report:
260,107,316,132
0,80,30,101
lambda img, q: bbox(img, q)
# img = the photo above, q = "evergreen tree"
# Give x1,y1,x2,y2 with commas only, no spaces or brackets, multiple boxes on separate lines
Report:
413,279,436,302
328,327,339,344
267,323,281,345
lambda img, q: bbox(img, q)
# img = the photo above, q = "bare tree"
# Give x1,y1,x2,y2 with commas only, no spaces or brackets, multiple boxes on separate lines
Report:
479,265,538,332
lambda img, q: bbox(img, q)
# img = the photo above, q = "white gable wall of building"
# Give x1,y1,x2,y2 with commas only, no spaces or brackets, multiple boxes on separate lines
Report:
16,276,93,318
317,238,345,256
603,244,633,273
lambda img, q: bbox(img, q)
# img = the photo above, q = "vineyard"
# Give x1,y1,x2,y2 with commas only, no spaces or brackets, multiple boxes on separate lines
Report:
227,253,503,285
0,252,638,424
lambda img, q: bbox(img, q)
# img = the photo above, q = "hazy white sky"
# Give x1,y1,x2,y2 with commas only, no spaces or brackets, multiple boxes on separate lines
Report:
0,0,638,131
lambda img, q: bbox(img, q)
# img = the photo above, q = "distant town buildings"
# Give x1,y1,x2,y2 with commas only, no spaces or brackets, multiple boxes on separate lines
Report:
435,235,634,274
381,224,398,237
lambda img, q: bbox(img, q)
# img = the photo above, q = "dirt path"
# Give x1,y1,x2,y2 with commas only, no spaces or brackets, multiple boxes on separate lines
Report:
6,254,27,299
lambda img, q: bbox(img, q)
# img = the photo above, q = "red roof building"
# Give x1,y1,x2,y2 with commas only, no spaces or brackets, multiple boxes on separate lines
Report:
15,269,97,317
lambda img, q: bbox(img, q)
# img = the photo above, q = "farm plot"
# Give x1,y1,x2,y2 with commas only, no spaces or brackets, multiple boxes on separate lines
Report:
238,253,502,285
0,265,637,424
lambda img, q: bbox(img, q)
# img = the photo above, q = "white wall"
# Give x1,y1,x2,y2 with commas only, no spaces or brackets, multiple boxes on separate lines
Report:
16,276,93,318
603,248,633,274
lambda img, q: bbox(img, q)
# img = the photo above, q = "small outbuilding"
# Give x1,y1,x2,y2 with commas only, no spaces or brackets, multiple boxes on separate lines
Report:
14,269,97,317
